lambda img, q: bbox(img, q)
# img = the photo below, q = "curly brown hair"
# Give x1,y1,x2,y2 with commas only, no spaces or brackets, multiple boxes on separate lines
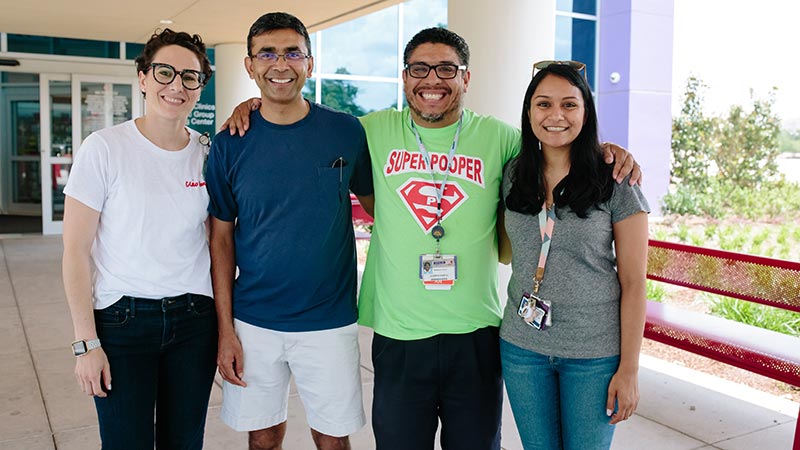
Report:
134,28,212,91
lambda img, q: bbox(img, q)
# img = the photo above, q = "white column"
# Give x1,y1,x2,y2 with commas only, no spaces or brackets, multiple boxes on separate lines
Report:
213,43,261,130
448,0,556,127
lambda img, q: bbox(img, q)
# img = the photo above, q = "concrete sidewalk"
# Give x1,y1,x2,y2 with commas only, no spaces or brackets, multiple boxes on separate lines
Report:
0,235,797,449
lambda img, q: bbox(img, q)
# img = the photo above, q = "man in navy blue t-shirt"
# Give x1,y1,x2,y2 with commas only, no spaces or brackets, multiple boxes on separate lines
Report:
206,12,374,450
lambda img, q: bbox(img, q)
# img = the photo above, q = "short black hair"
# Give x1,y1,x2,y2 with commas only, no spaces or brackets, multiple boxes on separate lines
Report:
134,28,212,88
403,27,469,66
247,12,312,57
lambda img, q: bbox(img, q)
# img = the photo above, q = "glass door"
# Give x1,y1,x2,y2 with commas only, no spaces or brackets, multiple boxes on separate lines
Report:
0,73,41,217
40,75,140,234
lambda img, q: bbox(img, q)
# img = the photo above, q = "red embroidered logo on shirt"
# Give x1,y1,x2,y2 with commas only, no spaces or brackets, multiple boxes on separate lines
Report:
397,178,469,233
185,180,206,188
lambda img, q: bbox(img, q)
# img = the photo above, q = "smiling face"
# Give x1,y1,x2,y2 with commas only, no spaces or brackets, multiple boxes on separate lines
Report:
528,74,586,152
245,28,313,108
138,45,202,123
403,43,469,128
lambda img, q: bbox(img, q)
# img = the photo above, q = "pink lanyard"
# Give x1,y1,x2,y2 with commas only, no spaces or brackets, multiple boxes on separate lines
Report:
533,203,556,295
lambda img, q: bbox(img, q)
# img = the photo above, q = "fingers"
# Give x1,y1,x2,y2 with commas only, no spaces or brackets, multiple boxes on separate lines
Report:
75,351,111,397
600,142,638,184
629,162,643,186
102,363,112,392
234,352,246,386
601,142,615,164
217,357,247,387
607,391,638,424
613,151,634,184
89,373,107,398
216,337,247,387
75,370,105,397
226,99,258,137
234,116,247,137
220,117,232,132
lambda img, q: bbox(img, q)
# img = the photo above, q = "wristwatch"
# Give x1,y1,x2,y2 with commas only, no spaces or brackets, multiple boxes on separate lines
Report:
71,339,101,357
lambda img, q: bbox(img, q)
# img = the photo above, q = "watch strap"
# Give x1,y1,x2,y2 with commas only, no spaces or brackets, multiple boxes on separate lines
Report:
72,338,101,356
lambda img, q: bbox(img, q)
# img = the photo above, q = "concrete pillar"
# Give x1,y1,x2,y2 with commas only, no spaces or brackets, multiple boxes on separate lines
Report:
597,0,674,214
213,43,261,130
447,0,556,127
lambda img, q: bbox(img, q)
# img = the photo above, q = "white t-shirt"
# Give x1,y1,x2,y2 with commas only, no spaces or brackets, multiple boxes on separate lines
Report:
64,120,213,309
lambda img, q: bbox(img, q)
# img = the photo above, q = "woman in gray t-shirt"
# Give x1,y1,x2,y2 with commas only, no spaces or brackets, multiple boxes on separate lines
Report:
498,62,649,450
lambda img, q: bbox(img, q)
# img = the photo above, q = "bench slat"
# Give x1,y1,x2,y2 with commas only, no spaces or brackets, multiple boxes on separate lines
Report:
647,239,800,313
645,301,800,386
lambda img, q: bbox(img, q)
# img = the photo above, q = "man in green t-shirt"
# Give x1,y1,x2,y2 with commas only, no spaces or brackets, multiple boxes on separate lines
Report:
357,28,637,450
223,26,639,450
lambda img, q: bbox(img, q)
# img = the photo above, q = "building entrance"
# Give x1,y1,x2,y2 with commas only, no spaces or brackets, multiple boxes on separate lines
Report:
0,70,139,234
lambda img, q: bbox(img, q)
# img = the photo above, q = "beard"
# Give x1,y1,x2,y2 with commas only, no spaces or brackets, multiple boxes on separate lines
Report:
412,108,445,123
407,97,461,125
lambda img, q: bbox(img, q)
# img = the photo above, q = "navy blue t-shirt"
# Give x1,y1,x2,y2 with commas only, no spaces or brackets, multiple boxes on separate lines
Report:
206,103,373,331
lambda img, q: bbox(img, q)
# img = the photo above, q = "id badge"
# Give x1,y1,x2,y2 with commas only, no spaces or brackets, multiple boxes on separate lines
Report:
517,292,550,330
419,254,458,290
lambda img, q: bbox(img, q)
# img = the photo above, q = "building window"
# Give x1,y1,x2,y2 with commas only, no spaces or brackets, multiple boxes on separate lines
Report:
7,34,120,59
125,43,215,65
557,0,596,15
556,1,597,90
308,0,447,114
125,43,145,60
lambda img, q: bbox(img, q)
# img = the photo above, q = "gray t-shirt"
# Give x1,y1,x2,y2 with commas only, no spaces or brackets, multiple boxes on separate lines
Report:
499,164,650,358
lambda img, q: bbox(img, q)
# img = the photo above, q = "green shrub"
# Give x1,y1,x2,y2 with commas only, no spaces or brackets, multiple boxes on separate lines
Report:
661,178,800,219
706,294,800,337
646,280,667,303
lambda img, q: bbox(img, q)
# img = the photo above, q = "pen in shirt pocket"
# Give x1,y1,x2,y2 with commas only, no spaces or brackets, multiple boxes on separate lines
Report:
331,157,347,182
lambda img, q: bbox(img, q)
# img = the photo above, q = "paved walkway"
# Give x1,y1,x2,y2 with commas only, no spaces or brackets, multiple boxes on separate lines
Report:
0,235,797,449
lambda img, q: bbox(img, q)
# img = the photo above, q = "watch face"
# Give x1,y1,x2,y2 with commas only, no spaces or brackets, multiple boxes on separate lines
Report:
72,341,87,355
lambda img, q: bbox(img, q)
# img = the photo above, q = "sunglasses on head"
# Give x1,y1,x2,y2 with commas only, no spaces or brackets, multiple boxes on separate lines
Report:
532,60,587,80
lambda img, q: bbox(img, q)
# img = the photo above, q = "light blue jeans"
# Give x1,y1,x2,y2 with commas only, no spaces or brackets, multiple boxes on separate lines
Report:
500,338,619,450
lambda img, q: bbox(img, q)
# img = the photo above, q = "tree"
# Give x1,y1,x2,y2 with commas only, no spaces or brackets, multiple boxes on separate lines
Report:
664,78,786,217
303,68,367,116
714,88,781,188
671,76,714,188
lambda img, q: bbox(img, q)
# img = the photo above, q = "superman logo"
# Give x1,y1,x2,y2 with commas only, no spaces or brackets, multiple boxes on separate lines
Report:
397,178,469,233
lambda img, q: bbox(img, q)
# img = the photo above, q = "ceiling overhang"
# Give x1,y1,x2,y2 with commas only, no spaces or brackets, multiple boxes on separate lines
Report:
0,0,404,46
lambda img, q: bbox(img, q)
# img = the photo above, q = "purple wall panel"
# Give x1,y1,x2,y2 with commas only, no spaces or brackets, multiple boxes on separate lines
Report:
598,0,674,214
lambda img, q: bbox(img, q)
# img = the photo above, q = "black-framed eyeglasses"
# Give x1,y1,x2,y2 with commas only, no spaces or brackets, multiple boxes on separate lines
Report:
150,63,206,90
405,62,467,80
251,51,310,63
532,60,587,81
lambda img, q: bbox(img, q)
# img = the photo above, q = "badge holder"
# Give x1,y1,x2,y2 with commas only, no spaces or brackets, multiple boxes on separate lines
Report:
517,290,551,330
420,222,457,290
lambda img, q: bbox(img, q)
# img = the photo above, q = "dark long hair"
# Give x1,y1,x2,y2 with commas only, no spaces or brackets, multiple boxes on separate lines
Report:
505,64,613,218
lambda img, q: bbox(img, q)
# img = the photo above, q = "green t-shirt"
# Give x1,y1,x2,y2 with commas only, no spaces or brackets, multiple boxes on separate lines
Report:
358,108,520,340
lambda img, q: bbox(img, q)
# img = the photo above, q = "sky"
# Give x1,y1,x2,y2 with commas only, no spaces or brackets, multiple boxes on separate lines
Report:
672,0,800,129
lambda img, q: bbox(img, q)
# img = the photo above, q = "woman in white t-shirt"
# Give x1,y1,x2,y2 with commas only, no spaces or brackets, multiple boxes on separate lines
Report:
62,29,216,449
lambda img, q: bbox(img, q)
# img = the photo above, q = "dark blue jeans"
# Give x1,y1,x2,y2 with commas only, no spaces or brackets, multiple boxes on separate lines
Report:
371,326,503,450
93,294,217,450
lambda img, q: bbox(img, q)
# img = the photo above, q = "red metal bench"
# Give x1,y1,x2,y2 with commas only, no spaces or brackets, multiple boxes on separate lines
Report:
645,239,800,449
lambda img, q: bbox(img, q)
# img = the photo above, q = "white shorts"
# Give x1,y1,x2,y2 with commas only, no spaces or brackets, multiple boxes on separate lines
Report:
220,320,365,436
